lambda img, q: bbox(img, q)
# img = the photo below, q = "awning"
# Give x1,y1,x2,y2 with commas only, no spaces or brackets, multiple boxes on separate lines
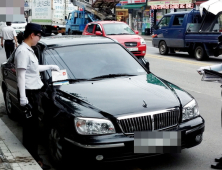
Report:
122,3,146,9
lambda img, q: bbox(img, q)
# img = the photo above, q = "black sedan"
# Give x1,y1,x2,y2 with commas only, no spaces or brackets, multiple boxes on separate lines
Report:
0,35,204,165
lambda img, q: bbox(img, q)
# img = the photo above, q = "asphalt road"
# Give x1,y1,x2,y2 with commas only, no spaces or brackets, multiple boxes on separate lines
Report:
1,41,222,170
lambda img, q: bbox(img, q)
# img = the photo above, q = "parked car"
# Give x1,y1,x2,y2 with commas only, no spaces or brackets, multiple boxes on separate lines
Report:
82,21,147,58
0,36,204,165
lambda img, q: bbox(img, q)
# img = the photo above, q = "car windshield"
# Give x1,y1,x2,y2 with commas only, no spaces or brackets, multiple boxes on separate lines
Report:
103,23,135,35
44,43,146,80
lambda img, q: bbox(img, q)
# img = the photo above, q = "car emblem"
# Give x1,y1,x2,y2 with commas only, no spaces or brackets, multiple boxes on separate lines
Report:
130,43,133,46
142,100,147,108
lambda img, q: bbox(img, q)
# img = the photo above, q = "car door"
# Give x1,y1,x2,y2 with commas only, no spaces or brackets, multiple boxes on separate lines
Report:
3,51,19,107
83,24,95,35
155,15,172,46
167,14,186,47
93,24,103,36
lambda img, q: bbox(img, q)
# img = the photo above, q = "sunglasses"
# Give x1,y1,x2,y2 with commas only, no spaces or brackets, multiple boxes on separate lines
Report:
36,34,42,39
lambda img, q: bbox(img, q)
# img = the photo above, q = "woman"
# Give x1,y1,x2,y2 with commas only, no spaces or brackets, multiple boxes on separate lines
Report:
14,23,59,170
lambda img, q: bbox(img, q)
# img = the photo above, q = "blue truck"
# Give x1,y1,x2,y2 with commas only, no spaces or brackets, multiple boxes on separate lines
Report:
152,9,222,60
66,0,118,35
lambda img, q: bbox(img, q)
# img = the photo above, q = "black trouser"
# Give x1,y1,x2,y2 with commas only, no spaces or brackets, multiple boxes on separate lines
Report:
22,89,41,162
4,40,14,59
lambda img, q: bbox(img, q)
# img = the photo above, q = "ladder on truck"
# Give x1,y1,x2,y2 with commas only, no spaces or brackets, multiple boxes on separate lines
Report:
70,0,120,20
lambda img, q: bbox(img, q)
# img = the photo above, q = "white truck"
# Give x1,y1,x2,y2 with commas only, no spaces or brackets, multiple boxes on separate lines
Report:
31,0,77,35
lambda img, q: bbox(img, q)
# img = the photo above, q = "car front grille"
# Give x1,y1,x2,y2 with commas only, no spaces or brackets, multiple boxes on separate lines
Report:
117,108,180,134
125,42,137,47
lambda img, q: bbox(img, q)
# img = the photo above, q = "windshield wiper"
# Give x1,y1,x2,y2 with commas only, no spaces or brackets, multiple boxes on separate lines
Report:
117,33,132,35
91,74,136,79
49,78,90,84
106,33,118,35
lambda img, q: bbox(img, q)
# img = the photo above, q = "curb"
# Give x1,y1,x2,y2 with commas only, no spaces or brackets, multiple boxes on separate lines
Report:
0,118,42,170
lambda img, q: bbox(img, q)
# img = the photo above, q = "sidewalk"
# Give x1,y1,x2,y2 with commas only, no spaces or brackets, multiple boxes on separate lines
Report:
0,118,42,170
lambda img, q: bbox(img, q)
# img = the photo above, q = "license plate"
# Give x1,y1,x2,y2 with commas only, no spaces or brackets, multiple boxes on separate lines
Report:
127,47,138,51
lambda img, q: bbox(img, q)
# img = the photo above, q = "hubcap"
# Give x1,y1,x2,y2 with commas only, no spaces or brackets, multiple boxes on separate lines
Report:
160,45,165,53
196,48,202,59
5,91,12,114
50,129,62,161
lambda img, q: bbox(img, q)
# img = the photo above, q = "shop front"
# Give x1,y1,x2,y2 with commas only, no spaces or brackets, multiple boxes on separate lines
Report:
121,0,147,33
116,9,129,22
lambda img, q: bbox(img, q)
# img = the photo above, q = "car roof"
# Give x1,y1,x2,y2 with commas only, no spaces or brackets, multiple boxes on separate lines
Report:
89,21,127,24
164,11,191,16
38,35,115,48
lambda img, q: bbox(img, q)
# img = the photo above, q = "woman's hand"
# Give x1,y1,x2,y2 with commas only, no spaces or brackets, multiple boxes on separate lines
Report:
20,97,29,106
49,65,60,71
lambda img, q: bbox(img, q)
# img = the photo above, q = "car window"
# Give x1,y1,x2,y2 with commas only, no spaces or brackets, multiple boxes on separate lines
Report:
68,13,72,20
95,24,102,32
44,44,146,80
172,15,184,26
86,24,94,33
158,16,171,28
211,13,222,32
103,23,135,35
186,14,203,32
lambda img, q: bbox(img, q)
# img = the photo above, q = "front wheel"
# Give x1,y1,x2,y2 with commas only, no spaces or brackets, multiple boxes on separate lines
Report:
48,128,63,168
194,46,209,61
159,41,169,55
68,29,72,35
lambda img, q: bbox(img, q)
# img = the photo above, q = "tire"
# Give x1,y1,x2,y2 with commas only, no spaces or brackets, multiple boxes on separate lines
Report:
48,127,64,169
4,89,17,120
194,46,209,61
68,29,72,35
159,41,169,55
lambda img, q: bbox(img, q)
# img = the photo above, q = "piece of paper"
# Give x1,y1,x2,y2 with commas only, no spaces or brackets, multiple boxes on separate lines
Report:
52,69,68,82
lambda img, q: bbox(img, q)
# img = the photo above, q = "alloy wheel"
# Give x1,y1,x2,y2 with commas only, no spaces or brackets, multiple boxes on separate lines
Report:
196,48,202,59
5,90,12,114
49,128,63,162
160,45,166,53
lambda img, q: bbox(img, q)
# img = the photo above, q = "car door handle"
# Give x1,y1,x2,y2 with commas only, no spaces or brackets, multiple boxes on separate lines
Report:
179,30,181,32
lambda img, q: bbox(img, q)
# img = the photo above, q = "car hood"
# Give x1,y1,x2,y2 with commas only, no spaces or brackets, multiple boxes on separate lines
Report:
106,34,142,44
56,74,193,117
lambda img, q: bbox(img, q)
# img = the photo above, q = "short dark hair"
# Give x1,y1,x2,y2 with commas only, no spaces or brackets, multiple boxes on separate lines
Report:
6,22,11,26
23,30,41,39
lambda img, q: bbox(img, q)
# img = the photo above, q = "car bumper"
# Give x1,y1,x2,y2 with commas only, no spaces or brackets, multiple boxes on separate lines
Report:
64,116,204,162
152,38,159,48
125,45,146,57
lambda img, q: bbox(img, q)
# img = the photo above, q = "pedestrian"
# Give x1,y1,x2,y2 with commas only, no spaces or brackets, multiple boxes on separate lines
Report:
1,22,18,59
14,23,60,170
197,64,222,169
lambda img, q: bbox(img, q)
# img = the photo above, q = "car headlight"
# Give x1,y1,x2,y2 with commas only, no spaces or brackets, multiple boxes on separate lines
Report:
74,117,116,135
140,38,146,45
182,99,199,121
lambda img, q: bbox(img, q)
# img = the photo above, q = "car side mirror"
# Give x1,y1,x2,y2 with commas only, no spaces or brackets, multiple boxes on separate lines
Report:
137,57,150,72
134,30,139,34
152,25,159,30
95,31,102,36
